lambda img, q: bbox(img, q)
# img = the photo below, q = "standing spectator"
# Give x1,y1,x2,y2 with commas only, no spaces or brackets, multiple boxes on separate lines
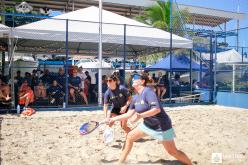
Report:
157,72,166,100
31,69,39,89
173,74,181,97
14,70,23,87
85,71,93,102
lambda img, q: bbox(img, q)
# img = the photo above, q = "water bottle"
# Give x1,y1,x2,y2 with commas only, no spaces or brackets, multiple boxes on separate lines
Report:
63,102,66,108
17,105,20,114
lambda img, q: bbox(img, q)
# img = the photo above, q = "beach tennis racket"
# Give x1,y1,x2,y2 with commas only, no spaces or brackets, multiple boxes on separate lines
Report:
79,120,105,135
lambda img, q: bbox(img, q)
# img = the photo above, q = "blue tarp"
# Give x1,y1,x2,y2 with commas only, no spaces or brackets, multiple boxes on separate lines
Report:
145,55,208,71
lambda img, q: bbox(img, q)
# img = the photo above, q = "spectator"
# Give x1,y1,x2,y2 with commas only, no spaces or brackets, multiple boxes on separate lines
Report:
31,69,39,88
157,72,166,100
192,79,200,90
173,74,181,97
14,70,23,87
23,72,32,87
173,74,180,86
0,78,11,101
152,73,158,82
56,68,66,91
48,80,64,105
69,69,88,104
85,71,95,102
85,71,91,84
34,81,46,99
77,67,86,92
18,80,34,108
40,69,52,86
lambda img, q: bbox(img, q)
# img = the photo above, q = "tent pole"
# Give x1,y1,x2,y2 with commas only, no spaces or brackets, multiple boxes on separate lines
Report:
200,52,202,83
65,19,69,108
190,49,192,93
8,30,15,109
169,0,173,102
123,24,126,82
242,47,244,63
214,32,217,103
232,64,235,93
2,51,5,75
98,0,103,105
209,33,214,103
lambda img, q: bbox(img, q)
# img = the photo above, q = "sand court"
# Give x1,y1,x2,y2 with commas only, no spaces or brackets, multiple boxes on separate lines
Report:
0,105,247,165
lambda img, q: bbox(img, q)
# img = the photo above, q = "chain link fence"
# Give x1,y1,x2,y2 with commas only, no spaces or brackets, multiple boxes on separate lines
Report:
1,1,247,110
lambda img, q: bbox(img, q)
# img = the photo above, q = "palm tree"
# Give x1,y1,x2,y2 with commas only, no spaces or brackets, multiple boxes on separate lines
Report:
136,1,190,65
136,1,189,36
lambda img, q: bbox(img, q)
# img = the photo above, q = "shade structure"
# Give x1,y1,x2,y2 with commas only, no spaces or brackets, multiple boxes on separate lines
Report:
145,54,208,71
0,23,10,38
202,49,248,63
12,6,192,51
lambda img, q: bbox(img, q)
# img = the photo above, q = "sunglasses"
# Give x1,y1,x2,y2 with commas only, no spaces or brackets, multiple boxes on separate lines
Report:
107,79,113,82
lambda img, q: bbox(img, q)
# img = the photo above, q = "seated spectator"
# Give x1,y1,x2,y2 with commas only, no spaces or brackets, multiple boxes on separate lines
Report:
192,79,200,90
69,69,88,104
0,78,11,101
40,69,52,86
23,72,32,87
48,80,64,105
34,81,46,99
56,67,66,91
18,80,34,107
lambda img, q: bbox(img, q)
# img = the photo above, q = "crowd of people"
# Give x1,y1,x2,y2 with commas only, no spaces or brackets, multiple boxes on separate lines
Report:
0,65,201,110
0,66,106,109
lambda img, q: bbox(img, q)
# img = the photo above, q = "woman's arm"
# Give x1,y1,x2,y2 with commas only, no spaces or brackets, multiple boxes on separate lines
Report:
103,104,109,118
138,108,160,118
111,109,136,122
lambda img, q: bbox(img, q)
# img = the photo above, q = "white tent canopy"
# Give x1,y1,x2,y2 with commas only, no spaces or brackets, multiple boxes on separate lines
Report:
0,23,10,37
13,6,192,49
202,49,248,63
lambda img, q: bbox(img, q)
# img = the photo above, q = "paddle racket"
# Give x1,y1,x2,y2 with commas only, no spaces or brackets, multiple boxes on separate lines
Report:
79,120,105,135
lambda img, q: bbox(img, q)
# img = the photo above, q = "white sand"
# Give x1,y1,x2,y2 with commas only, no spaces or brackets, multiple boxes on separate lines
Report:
0,105,247,165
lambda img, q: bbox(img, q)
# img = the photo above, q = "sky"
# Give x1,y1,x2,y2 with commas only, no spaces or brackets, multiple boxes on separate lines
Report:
175,0,248,49
175,0,248,29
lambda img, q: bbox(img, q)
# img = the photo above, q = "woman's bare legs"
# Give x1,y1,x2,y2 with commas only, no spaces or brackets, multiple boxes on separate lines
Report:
69,88,76,102
79,91,88,105
162,140,191,165
120,120,131,134
160,87,166,99
119,127,146,163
